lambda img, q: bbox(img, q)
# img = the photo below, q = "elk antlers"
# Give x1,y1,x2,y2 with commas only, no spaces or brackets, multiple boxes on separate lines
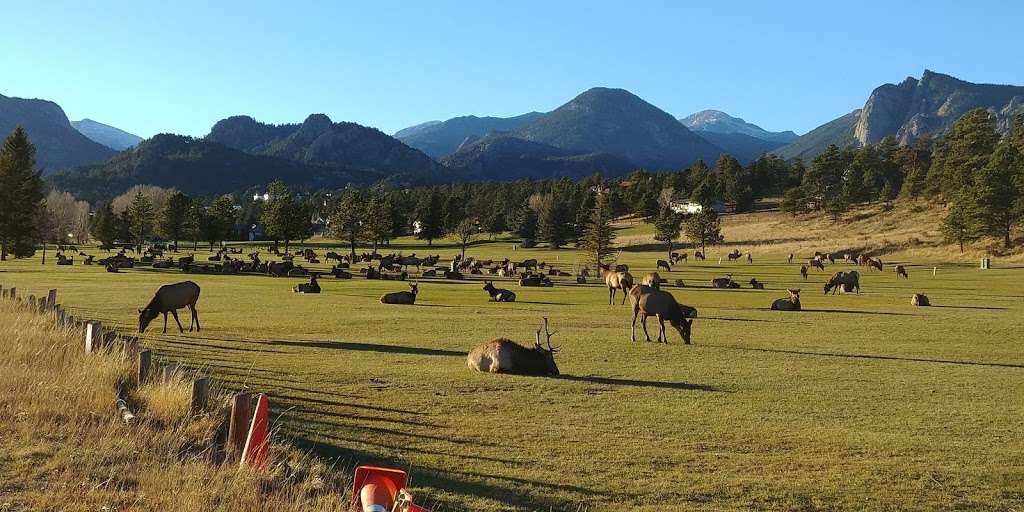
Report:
535,317,559,352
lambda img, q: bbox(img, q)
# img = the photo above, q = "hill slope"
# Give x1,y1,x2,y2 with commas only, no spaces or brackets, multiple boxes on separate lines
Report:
513,87,723,170
440,133,634,180
775,70,1024,160
0,94,116,173
681,109,798,143
694,131,789,164
71,118,143,151
207,114,444,180
395,112,545,159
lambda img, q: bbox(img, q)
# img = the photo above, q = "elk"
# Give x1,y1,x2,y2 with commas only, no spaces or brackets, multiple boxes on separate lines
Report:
749,278,764,289
600,263,634,305
727,249,742,261
868,258,883,271
656,260,672,272
629,285,697,344
911,293,930,306
694,251,705,261
788,253,794,264
380,282,419,305
746,253,753,264
800,265,808,280
895,265,908,279
138,281,201,334
293,275,321,293
824,270,860,295
641,272,662,289
809,258,825,271
770,289,801,311
711,275,740,288
467,318,559,375
483,281,516,302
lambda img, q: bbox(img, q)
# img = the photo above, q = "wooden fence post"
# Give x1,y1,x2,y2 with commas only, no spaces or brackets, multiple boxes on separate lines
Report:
85,321,103,353
55,305,65,325
28,295,36,310
162,363,178,382
138,350,152,384
8,287,15,300
46,289,57,309
191,377,210,414
227,392,256,461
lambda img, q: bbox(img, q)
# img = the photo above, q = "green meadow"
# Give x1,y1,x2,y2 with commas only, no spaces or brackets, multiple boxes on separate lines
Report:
1,223,1022,511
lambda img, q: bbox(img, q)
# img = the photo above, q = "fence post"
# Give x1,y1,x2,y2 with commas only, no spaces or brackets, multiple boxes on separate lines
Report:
228,392,256,461
55,305,65,326
85,321,103,353
138,350,152,384
162,363,178,382
8,287,15,300
191,377,210,414
46,289,57,309
28,295,36,310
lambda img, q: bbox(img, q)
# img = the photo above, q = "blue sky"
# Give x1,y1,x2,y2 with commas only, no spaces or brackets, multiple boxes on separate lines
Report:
2,1,1022,139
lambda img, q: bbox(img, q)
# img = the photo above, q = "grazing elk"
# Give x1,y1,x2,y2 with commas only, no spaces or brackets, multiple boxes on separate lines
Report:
711,275,740,289
466,318,559,375
809,258,825,271
657,259,672,272
600,263,634,305
824,270,860,295
293,275,321,294
483,281,516,302
641,272,662,289
770,289,801,311
895,265,909,279
673,252,688,264
749,278,765,289
380,282,419,305
138,281,201,334
868,258,883,271
694,251,705,261
629,285,697,344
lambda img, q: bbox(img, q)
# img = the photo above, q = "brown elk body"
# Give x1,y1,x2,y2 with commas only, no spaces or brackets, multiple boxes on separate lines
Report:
771,289,801,311
824,271,860,295
467,319,559,375
629,285,697,344
600,263,634,305
380,283,419,304
138,281,201,333
895,265,909,279
641,272,662,289
482,281,516,302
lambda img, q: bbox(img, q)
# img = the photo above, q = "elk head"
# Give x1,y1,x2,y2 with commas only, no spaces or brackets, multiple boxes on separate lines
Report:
138,307,159,333
534,317,560,375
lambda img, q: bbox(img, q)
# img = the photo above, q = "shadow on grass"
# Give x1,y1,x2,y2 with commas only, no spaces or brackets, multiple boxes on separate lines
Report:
799,308,918,316
707,344,1024,369
929,305,1008,311
556,374,719,391
270,339,465,357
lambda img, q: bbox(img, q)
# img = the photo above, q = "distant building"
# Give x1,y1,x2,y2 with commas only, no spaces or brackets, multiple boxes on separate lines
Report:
669,200,726,215
252,192,270,202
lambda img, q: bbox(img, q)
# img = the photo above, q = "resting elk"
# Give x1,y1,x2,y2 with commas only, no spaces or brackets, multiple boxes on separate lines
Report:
380,282,419,304
138,281,201,334
770,289,801,311
467,318,559,375
482,281,516,302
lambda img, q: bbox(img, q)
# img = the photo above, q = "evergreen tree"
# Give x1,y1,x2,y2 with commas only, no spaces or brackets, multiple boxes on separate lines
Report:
926,109,999,197
260,180,311,252
942,191,981,253
538,193,572,249
803,144,848,210
511,204,538,247
158,192,192,250
329,189,365,261
415,189,444,246
208,195,238,248
580,193,616,266
683,209,723,254
652,206,683,259
973,142,1022,247
0,127,45,260
716,154,755,212
127,190,154,252
364,191,393,254
90,203,120,249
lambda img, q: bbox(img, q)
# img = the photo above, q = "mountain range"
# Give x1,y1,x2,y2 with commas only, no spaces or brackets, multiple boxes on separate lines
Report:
71,118,143,151
0,94,116,174
774,70,1024,160
5,70,1023,201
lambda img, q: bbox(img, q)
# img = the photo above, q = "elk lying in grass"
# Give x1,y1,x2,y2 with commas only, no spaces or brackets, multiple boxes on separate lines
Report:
483,281,516,302
824,270,860,295
911,293,930,306
711,275,740,289
600,263,634,305
895,265,909,279
749,278,764,289
467,318,559,375
138,281,201,334
629,285,697,344
293,275,320,294
770,289,801,311
380,282,418,305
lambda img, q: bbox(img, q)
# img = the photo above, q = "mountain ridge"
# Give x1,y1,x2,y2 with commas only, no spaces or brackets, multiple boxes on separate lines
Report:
0,93,116,174
71,118,143,151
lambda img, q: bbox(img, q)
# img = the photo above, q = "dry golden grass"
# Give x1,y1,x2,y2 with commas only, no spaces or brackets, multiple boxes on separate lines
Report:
0,299,351,511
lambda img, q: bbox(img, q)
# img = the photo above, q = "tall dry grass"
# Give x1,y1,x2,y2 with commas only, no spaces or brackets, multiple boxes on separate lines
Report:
0,299,350,511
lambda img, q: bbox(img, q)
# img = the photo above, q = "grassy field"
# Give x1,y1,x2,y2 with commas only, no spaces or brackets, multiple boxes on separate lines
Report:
1,205,1022,511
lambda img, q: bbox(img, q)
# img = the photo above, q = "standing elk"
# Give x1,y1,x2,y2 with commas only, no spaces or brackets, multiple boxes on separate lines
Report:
483,281,516,302
629,285,697,344
809,258,825,271
727,249,742,261
600,263,634,305
800,265,808,280
467,318,559,375
770,289,801,311
694,251,705,261
641,272,662,289
788,253,794,264
824,270,860,295
380,282,419,304
138,281,201,334
895,265,909,279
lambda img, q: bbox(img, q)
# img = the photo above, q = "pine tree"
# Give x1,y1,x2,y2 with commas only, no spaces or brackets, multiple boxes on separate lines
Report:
538,193,572,249
329,189,365,261
652,206,683,259
973,143,1022,247
90,203,121,250
208,195,238,248
158,192,192,250
942,191,981,253
683,209,724,254
928,109,999,198
511,204,538,247
260,180,311,252
0,127,45,260
451,218,477,260
580,193,616,266
803,144,848,209
415,189,444,246
364,191,393,254
127,190,154,253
